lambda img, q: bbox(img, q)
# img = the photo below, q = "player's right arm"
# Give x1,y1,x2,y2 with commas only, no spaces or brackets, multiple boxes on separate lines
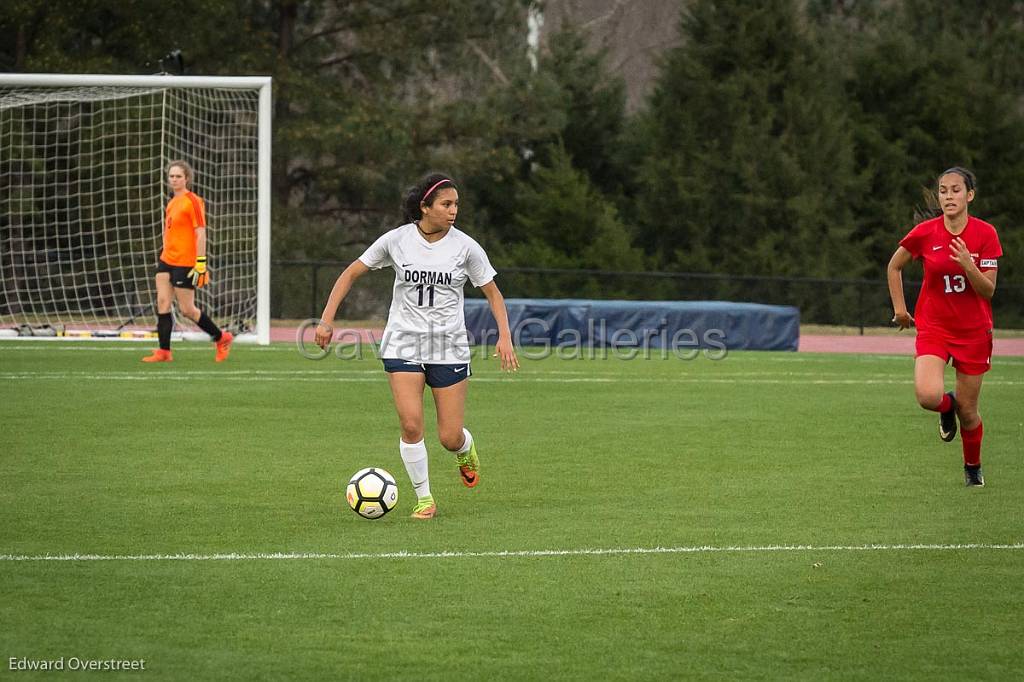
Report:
315,260,371,348
887,246,914,329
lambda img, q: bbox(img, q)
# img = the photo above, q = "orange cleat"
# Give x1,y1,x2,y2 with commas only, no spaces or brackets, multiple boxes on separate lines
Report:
410,497,437,519
459,466,479,488
456,440,480,488
142,349,173,363
215,331,234,363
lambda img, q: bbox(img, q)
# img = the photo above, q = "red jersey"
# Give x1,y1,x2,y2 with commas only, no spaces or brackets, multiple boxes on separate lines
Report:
160,191,206,266
899,215,1001,337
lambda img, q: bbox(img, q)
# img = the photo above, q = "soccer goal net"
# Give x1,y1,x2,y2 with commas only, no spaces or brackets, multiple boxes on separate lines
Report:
0,74,271,343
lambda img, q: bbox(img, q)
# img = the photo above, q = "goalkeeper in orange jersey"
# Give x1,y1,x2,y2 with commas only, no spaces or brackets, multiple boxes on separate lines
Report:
142,160,233,363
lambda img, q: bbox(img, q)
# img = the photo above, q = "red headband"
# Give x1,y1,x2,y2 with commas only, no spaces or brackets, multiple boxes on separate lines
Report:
422,179,451,202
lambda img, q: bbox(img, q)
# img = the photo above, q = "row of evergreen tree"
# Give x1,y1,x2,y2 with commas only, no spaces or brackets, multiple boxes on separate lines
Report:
497,0,1024,284
4,0,1022,321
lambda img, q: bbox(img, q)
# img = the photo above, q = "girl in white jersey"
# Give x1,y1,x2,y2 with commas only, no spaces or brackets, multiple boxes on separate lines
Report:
316,174,519,519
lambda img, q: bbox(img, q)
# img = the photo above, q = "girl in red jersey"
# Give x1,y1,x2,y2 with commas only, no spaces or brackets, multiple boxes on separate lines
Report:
887,167,1002,486
142,160,233,363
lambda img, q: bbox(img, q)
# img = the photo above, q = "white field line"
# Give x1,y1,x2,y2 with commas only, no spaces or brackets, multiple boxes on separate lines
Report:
2,346,1023,370
5,366,1024,381
2,344,1022,362
0,368,1016,379
3,371,1024,386
1,543,1022,563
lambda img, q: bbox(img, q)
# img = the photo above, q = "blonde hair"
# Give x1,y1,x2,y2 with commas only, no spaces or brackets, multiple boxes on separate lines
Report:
167,160,195,187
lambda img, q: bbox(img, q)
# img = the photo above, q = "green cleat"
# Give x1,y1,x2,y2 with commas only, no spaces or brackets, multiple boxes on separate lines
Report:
456,440,480,488
411,496,436,519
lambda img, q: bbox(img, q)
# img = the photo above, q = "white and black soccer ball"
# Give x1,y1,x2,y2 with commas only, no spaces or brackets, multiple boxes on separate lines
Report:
346,467,399,519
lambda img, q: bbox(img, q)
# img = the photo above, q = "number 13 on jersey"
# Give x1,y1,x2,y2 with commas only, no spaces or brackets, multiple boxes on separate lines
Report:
943,274,967,293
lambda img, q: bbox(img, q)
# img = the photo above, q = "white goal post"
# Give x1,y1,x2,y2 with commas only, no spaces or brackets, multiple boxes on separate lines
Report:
0,73,271,344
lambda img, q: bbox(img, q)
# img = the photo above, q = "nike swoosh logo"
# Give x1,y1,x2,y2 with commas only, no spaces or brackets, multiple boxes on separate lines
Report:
401,263,412,267
454,367,466,373
932,245,944,251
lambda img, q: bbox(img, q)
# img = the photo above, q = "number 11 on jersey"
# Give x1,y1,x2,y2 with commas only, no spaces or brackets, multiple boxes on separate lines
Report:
416,283,435,306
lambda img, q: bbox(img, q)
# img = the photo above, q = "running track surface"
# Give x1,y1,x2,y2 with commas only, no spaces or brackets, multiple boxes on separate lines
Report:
274,327,1024,357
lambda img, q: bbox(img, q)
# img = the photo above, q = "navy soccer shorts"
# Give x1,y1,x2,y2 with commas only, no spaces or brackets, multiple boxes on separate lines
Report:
382,359,471,388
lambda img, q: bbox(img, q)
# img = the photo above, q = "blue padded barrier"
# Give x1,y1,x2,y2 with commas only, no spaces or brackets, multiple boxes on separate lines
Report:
464,299,799,351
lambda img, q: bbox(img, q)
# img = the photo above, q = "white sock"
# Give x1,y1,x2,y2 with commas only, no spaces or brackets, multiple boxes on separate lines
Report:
456,428,473,455
400,439,431,500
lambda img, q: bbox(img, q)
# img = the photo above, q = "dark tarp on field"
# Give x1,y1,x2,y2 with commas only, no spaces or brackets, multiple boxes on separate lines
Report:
463,298,799,351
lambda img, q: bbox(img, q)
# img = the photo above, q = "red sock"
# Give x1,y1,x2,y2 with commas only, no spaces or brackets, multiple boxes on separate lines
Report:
930,393,952,413
961,421,983,467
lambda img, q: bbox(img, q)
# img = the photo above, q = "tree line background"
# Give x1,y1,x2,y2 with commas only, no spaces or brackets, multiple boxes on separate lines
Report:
3,0,1022,325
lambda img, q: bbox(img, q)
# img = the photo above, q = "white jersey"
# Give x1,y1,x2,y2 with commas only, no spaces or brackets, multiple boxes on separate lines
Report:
359,223,497,363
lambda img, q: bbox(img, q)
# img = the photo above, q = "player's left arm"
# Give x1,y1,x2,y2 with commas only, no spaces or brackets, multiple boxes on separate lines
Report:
479,280,519,372
189,227,210,287
949,237,996,300
194,226,207,260
188,198,210,287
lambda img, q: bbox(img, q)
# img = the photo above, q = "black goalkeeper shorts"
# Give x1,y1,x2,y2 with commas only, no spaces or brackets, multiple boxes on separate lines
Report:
156,259,194,289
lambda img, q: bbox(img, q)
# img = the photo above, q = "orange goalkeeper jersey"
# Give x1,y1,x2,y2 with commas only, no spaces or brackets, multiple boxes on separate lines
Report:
160,191,206,266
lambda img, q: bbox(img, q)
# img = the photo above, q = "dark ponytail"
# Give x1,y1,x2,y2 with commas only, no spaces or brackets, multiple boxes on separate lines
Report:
402,173,457,223
913,187,942,223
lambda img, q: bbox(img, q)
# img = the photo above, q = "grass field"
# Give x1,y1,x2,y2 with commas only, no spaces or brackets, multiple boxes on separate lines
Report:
2,342,1023,680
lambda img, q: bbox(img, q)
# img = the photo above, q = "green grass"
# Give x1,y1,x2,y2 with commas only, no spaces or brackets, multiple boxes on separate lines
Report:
2,343,1023,680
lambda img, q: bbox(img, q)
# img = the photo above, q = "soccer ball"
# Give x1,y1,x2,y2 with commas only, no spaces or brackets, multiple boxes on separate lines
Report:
346,467,399,519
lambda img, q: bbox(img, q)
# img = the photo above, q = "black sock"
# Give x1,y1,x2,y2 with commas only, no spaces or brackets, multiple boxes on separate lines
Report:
157,313,173,350
196,310,222,341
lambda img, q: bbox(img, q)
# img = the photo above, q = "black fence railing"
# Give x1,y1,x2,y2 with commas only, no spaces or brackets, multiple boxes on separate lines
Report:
272,260,1024,332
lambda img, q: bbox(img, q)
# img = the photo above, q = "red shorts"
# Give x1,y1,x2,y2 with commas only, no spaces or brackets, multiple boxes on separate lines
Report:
915,331,993,375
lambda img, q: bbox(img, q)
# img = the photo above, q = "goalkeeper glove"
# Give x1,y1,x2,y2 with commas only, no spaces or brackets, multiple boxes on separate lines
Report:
189,257,210,288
